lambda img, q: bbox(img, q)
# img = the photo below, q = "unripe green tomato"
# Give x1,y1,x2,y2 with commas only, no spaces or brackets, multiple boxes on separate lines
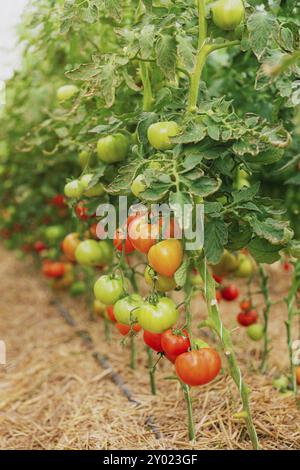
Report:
131,174,147,198
44,225,65,242
94,275,124,305
80,174,105,197
144,266,177,292
234,254,253,278
136,297,178,334
272,375,289,391
247,324,264,341
114,294,143,325
64,179,84,198
98,240,114,265
147,121,180,150
75,240,104,266
70,281,86,297
97,134,130,164
212,0,245,31
79,151,97,169
57,84,79,102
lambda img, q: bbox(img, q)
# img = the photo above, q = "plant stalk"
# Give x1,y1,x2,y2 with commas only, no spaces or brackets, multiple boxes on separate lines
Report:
139,61,154,112
259,265,271,373
285,261,300,394
147,347,157,395
181,382,195,441
130,335,137,370
197,257,259,450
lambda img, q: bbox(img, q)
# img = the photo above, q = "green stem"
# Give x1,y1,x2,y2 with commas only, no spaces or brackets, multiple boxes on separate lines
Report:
139,61,154,112
147,347,156,395
130,335,137,370
259,265,271,373
285,261,300,394
104,317,111,343
85,266,95,321
197,257,259,450
181,382,195,441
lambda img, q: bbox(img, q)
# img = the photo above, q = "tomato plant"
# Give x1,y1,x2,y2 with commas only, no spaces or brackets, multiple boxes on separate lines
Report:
148,239,183,277
94,275,124,305
237,309,258,327
143,330,164,353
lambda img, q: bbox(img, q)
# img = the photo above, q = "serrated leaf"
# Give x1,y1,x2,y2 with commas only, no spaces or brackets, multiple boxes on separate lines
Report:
247,12,278,60
156,35,176,81
204,219,228,264
172,125,206,144
106,160,143,194
176,35,195,72
174,259,189,288
66,63,101,81
232,183,260,204
250,218,285,245
140,181,171,202
189,177,221,197
248,238,281,263
139,25,155,60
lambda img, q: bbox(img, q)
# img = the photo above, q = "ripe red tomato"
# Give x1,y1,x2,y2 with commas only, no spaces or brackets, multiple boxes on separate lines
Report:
221,284,239,301
213,274,222,284
50,194,66,208
295,366,300,386
283,261,292,272
90,222,106,240
42,261,65,279
161,329,190,363
75,201,90,221
148,239,183,277
34,241,47,253
106,305,117,323
240,299,252,312
175,348,221,386
128,214,159,254
116,323,142,336
143,330,164,353
114,228,135,254
62,233,80,262
237,309,258,327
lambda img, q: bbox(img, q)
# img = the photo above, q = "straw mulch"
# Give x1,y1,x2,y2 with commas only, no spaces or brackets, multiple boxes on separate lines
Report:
0,245,299,450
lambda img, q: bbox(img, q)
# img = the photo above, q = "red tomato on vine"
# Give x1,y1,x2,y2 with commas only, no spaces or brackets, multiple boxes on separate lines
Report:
175,349,221,387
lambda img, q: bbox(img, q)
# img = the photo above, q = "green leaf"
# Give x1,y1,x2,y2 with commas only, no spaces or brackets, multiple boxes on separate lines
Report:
172,124,206,144
204,219,228,264
139,25,155,60
156,35,177,81
169,191,193,230
66,63,101,81
189,177,221,197
247,12,278,60
106,160,142,194
176,35,195,73
140,181,171,202
250,218,286,245
286,173,300,185
232,183,260,204
248,238,281,263
174,259,189,288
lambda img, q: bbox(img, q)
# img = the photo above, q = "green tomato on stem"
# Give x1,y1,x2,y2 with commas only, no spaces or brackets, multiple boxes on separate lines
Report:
114,294,143,325
136,297,178,334
147,121,180,150
64,179,84,199
94,275,124,305
57,85,79,102
97,134,130,164
247,323,264,341
212,0,245,31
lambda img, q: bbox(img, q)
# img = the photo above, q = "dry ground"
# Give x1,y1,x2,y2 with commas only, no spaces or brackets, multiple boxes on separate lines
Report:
0,245,299,450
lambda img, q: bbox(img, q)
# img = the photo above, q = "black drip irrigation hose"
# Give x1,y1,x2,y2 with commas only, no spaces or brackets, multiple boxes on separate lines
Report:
50,297,163,440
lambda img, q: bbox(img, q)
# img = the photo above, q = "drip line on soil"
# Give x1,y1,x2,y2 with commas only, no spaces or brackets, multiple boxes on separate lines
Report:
50,297,163,440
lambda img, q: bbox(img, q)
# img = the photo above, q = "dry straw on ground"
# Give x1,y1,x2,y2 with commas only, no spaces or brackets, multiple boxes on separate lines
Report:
0,245,299,450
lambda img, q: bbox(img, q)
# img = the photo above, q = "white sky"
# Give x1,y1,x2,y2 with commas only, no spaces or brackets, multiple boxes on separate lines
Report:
0,0,29,80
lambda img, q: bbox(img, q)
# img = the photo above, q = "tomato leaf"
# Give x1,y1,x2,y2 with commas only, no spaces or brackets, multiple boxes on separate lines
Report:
174,259,189,288
248,238,281,263
204,219,228,264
